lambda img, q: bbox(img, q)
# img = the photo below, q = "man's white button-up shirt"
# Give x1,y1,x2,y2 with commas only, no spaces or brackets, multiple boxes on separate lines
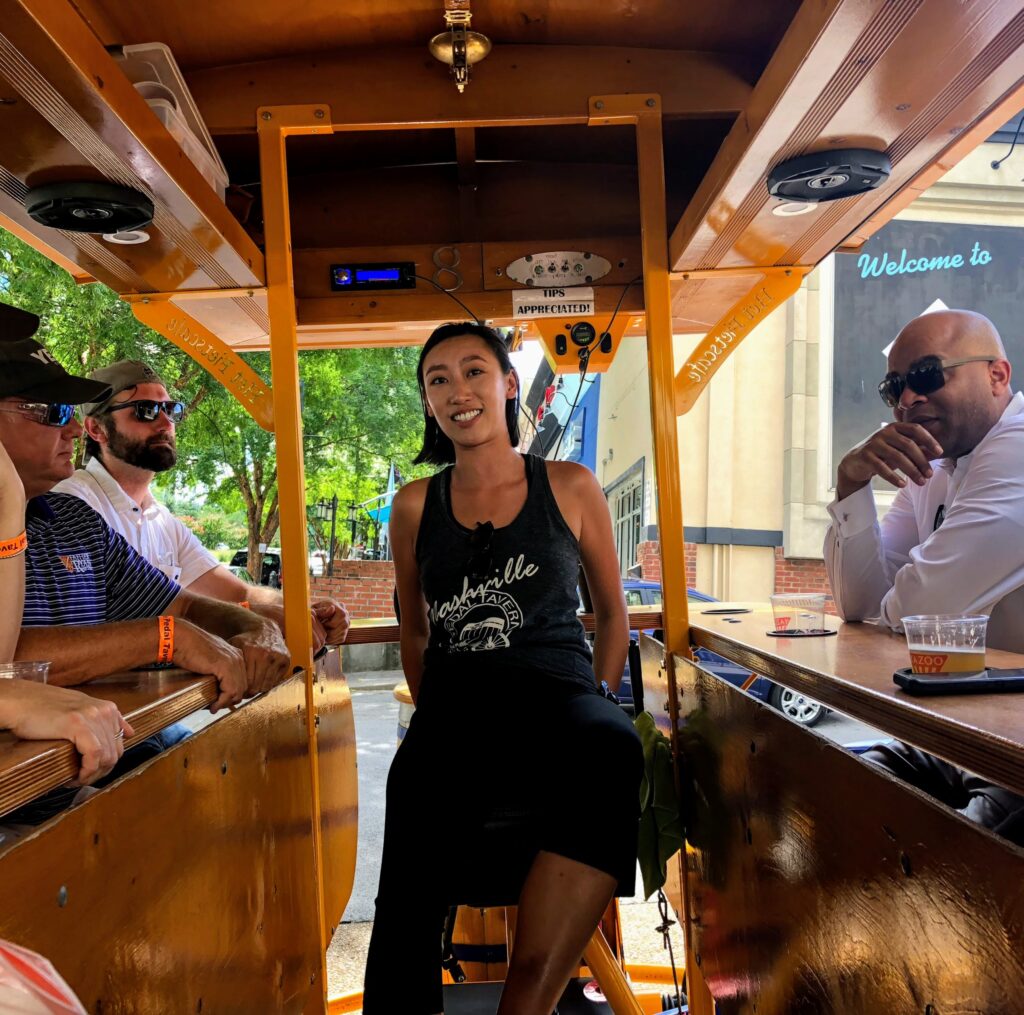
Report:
54,457,219,587
824,391,1024,653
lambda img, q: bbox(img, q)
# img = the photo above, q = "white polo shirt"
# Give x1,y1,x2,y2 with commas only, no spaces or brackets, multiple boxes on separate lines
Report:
53,457,219,587
824,391,1024,653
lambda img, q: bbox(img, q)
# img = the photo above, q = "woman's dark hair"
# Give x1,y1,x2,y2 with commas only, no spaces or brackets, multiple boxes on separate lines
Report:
414,322,521,466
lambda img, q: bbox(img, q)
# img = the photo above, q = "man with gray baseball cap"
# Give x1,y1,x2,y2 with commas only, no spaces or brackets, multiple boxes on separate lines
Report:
0,301,293,827
55,356,350,649
0,302,291,712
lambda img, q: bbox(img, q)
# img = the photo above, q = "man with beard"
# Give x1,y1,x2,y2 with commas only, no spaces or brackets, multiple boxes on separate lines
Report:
0,305,291,828
55,360,349,648
825,308,1024,843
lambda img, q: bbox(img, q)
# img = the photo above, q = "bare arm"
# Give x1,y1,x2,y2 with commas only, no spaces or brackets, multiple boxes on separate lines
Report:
17,589,286,710
167,587,265,639
15,614,249,710
0,437,25,662
548,462,629,691
390,481,431,702
0,680,133,785
188,565,350,647
572,468,629,692
16,618,177,685
169,590,292,697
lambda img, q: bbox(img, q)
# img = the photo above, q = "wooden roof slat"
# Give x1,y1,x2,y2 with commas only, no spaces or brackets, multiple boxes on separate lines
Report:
75,1,799,71
669,0,1024,283
0,0,264,298
185,47,754,136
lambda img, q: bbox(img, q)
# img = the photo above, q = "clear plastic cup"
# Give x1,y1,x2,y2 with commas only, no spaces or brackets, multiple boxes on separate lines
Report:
0,661,50,682
901,615,988,674
770,593,826,634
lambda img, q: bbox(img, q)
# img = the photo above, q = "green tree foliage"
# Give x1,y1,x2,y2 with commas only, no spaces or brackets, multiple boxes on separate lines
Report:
0,228,429,577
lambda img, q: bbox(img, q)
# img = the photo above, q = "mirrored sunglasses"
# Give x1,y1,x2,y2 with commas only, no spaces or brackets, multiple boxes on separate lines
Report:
105,399,185,423
878,355,993,409
0,401,77,427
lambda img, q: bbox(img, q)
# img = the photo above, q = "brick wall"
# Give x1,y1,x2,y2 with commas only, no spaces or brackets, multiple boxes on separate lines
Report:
637,540,697,590
311,560,396,618
772,547,836,614
324,544,837,618
636,540,836,611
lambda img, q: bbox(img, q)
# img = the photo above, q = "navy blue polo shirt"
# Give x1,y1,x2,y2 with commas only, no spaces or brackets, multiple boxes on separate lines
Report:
23,493,180,627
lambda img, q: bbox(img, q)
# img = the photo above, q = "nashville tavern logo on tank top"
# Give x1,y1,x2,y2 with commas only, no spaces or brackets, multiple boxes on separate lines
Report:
428,554,539,651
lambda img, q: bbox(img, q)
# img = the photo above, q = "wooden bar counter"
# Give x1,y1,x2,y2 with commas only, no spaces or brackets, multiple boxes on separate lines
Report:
345,607,666,646
0,668,218,819
0,650,357,1013
690,603,1024,797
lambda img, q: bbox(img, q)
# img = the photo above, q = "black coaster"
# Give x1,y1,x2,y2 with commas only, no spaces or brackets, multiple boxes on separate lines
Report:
765,628,837,638
893,666,1024,695
701,607,752,615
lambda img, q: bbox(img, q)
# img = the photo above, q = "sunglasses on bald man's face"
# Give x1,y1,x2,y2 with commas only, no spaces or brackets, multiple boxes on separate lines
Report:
105,399,185,423
0,401,78,427
878,355,994,409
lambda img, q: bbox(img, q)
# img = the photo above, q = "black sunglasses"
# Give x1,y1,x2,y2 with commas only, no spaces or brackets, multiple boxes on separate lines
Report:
878,355,994,409
467,521,495,581
105,399,185,423
0,401,77,427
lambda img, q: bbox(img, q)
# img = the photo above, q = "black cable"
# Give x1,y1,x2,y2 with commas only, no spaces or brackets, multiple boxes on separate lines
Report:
552,276,641,460
413,273,482,323
519,402,541,442
552,352,589,461
991,116,1023,170
596,276,642,354
656,888,684,1013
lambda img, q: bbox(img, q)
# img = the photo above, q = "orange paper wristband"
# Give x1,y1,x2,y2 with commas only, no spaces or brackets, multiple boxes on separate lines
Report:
157,615,174,665
0,531,27,558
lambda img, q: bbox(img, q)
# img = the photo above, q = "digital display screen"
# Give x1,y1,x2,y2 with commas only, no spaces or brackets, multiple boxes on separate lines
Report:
356,268,401,283
330,262,415,291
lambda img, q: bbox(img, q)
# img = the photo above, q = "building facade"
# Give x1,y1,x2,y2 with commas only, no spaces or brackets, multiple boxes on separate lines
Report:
573,130,1024,598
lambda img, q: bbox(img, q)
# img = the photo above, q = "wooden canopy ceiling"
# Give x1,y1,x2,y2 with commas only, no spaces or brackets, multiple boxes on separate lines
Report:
0,0,1021,351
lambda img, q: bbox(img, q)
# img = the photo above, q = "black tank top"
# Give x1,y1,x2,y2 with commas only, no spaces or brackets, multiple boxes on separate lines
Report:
416,454,594,684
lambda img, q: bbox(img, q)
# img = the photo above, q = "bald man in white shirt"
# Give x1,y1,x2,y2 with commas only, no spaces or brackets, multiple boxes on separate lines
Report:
825,309,1024,841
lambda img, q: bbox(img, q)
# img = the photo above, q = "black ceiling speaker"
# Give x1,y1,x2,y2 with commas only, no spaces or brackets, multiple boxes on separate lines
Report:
24,181,154,233
766,149,891,203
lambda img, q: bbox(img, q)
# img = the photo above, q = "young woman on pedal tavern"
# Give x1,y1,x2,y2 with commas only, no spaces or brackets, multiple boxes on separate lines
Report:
363,323,642,1015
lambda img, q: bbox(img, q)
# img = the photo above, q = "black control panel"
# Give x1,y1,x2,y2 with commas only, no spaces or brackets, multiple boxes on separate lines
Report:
330,262,417,291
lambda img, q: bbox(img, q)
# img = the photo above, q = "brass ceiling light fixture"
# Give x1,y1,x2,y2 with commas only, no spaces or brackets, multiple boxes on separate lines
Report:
429,0,491,93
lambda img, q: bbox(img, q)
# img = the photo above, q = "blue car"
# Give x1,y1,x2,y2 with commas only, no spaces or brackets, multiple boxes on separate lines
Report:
618,579,827,727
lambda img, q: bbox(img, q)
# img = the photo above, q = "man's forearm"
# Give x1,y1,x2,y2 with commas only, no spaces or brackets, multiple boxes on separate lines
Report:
171,591,266,641
245,585,285,630
15,619,160,685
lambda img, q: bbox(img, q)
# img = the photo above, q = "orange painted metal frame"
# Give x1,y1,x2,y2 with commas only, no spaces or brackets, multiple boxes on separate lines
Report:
256,102,334,1010
673,265,811,415
533,312,634,374
587,92,711,1014
250,94,688,1015
128,295,276,430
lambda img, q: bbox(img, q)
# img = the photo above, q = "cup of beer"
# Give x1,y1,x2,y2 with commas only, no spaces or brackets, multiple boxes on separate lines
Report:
901,615,988,674
770,593,826,633
0,661,50,682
